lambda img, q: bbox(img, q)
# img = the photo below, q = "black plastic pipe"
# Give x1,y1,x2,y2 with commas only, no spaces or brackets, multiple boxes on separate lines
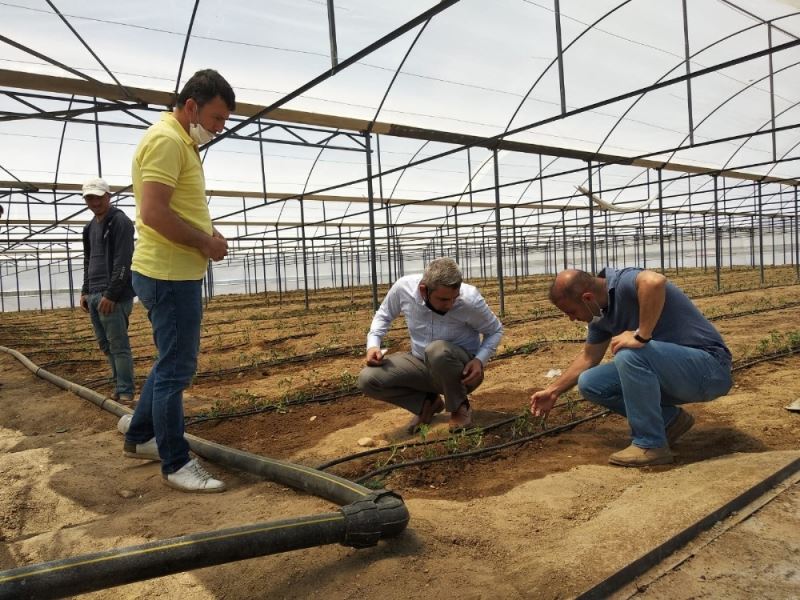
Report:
0,346,409,599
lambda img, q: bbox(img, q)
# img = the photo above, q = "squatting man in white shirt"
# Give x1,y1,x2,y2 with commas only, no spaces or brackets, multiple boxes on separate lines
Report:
358,257,504,433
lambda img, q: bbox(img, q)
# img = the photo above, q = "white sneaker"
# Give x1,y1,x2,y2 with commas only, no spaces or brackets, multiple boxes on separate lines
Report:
123,438,160,461
117,414,132,434
164,459,226,493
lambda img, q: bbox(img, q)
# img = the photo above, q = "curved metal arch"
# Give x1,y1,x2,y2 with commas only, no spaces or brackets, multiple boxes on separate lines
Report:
500,0,636,137
588,10,800,220
598,55,800,216
511,7,800,220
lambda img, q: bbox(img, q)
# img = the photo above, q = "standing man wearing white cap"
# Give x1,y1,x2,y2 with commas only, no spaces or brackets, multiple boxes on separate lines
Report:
80,177,136,404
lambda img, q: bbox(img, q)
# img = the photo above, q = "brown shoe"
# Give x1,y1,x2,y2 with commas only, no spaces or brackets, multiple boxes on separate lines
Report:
448,400,473,433
406,395,445,434
665,408,694,446
608,444,673,467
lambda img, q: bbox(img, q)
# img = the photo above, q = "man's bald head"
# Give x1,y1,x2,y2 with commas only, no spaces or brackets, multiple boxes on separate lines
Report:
549,269,599,304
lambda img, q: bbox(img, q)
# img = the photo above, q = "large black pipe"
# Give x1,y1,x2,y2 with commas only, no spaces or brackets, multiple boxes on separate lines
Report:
0,513,346,600
0,346,409,599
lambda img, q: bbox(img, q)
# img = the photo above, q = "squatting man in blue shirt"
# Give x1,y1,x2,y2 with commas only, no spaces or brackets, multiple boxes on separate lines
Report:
358,258,504,434
530,267,733,467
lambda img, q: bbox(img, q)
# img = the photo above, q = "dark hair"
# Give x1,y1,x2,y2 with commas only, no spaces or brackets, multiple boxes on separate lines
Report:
176,69,236,111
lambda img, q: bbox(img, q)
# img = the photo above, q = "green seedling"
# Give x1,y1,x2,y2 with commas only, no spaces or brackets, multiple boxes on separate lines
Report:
416,423,431,442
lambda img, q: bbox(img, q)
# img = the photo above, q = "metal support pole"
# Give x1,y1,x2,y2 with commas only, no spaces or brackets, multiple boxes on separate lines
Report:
326,0,339,70
377,135,392,284
640,213,647,269
714,175,721,290
553,0,567,115
338,225,344,288
768,25,777,162
261,239,268,301
14,259,20,312
673,213,680,275
588,161,596,274
35,250,43,311
658,169,665,273
299,201,309,309
66,245,75,309
364,132,379,309
275,226,282,303
454,205,460,265
492,150,505,316
758,182,765,284
681,0,695,145
796,186,799,281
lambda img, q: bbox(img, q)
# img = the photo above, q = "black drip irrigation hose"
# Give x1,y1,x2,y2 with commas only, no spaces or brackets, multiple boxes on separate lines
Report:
354,410,611,484
0,346,410,600
731,344,800,370
576,456,800,600
315,396,587,471
322,344,800,484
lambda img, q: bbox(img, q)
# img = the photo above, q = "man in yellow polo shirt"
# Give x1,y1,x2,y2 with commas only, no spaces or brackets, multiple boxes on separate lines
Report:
122,69,234,493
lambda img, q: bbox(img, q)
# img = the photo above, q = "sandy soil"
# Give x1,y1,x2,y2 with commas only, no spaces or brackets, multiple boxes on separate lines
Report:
1,267,799,599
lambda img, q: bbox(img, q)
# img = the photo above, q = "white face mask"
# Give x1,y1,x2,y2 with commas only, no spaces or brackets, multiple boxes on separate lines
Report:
583,298,605,325
189,106,215,145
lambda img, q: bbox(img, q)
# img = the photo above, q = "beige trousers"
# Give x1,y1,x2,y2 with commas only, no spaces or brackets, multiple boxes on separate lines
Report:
357,340,483,415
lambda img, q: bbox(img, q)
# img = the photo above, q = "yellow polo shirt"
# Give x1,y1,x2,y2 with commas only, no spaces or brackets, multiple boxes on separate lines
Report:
131,112,211,280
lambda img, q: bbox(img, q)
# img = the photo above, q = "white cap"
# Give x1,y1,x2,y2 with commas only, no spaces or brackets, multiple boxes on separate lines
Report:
82,177,110,198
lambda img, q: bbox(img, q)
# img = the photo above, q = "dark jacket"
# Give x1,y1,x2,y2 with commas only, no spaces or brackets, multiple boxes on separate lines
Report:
81,206,135,302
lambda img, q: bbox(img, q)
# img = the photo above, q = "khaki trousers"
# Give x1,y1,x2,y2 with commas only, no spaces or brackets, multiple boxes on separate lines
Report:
357,340,483,415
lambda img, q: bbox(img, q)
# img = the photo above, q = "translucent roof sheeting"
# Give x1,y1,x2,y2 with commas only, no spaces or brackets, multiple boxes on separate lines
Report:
1,0,800,308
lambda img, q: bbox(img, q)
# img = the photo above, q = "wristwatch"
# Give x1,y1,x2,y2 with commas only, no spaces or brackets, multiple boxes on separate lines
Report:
633,329,651,344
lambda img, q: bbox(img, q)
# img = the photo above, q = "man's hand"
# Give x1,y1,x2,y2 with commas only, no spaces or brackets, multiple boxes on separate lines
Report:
609,330,645,355
530,388,558,417
365,347,384,366
204,235,228,262
212,226,225,240
461,358,483,387
98,297,116,315
79,294,89,313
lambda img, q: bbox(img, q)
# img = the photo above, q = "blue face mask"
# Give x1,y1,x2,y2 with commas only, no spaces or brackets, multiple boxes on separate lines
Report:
583,298,605,325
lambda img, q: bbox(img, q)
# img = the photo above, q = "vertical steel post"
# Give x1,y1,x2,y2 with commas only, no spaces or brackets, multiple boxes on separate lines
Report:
553,0,567,115
714,175,721,290
768,25,777,162
364,132,379,310
758,182,765,284
795,185,799,281
658,169,665,273
275,226,282,303
326,0,339,70
512,207,518,291
681,0,695,145
587,161,596,274
493,148,505,315
15,259,21,312
454,205,460,264
261,239,268,301
66,245,75,309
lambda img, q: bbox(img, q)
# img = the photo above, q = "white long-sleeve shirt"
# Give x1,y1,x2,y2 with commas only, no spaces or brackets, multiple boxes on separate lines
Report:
366,274,504,366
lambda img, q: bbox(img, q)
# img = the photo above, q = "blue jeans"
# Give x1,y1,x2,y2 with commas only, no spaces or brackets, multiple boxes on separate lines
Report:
88,293,134,397
127,272,202,474
577,341,732,448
